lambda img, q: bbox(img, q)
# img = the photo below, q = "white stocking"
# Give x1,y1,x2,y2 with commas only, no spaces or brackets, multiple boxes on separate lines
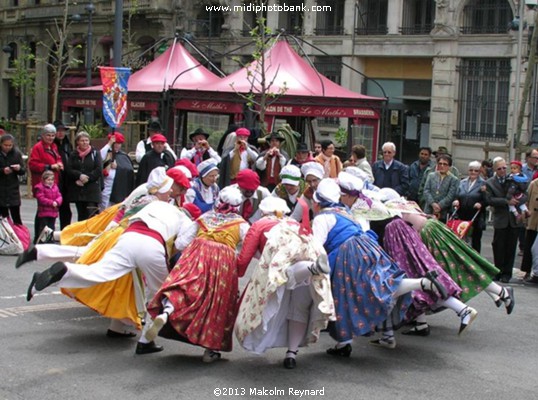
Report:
162,297,175,315
394,278,423,298
287,320,308,357
440,296,467,316
484,282,504,302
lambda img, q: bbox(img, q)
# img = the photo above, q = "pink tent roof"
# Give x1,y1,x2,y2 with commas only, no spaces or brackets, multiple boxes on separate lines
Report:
70,41,221,92
201,41,383,100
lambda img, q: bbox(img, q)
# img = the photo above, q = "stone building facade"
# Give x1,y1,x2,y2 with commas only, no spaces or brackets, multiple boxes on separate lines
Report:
1,0,535,168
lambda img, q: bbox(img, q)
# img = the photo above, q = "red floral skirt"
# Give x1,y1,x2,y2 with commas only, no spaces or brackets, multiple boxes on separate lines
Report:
148,237,238,351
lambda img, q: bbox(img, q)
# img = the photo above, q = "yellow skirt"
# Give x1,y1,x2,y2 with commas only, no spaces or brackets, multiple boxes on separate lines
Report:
60,203,122,246
61,224,144,329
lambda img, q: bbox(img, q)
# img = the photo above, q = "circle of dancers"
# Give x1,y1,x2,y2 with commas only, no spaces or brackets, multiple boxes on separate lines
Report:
15,140,516,370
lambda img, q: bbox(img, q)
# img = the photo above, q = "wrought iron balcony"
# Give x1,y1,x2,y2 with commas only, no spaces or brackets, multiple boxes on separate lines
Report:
314,27,345,36
399,24,433,35
355,26,388,35
454,130,507,142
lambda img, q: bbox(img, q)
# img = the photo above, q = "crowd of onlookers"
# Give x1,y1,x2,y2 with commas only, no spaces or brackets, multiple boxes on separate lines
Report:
2,120,538,285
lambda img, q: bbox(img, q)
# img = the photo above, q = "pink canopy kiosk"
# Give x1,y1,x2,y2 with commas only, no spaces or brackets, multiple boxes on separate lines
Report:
60,40,222,138
172,40,386,159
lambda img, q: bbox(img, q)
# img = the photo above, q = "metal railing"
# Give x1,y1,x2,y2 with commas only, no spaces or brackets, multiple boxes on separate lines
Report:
453,130,507,142
355,26,388,35
314,27,345,36
399,25,433,35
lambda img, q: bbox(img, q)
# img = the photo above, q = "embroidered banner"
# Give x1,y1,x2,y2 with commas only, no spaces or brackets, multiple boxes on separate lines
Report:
100,67,131,128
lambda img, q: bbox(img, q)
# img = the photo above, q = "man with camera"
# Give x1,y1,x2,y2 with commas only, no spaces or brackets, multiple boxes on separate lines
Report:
180,128,221,166
255,132,289,192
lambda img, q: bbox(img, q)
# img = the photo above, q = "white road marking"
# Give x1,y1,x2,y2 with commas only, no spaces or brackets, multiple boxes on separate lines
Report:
0,301,87,319
0,291,62,300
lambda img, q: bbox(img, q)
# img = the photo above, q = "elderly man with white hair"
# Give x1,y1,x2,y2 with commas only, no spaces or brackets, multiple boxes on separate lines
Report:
235,196,333,370
371,142,409,196
485,157,525,283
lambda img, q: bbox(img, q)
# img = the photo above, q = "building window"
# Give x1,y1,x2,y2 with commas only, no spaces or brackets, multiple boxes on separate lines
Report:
6,42,17,68
456,59,510,142
355,0,388,35
315,0,345,35
242,9,268,37
314,56,342,126
400,0,435,35
192,9,224,38
277,0,304,35
461,0,513,34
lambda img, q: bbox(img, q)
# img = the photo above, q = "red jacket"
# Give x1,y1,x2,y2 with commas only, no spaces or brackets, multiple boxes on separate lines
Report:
34,182,63,218
28,141,62,190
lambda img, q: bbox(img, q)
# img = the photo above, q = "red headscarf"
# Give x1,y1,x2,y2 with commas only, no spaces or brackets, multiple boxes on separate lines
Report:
236,169,260,191
174,158,199,177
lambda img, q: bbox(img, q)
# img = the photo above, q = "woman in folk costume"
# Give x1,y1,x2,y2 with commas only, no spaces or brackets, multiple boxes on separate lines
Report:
145,186,249,363
99,131,135,211
312,179,447,356
401,211,515,332
289,162,325,225
343,179,477,337
184,159,220,214
272,164,307,213
235,197,334,369
314,139,343,178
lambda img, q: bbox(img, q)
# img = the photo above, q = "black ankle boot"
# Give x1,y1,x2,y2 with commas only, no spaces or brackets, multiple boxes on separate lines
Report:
283,350,297,369
326,344,352,357
402,323,430,336
15,246,37,269
423,271,448,300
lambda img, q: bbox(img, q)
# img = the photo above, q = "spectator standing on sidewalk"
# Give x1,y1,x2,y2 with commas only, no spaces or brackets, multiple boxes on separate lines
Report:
28,123,63,241
34,171,62,241
0,134,25,225
485,157,525,283
372,142,409,196
65,132,102,221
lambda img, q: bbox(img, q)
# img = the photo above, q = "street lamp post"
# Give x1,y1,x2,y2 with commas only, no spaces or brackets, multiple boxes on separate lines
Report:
84,1,95,124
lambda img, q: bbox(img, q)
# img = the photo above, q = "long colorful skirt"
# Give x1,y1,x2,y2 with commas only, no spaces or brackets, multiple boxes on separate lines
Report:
420,219,499,303
235,222,334,354
60,203,121,246
384,218,462,317
148,237,238,352
330,233,412,342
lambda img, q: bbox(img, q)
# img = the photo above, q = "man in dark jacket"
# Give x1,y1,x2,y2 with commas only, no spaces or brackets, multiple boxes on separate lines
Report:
485,157,526,283
136,134,175,186
53,120,73,229
372,142,409,196
407,146,433,202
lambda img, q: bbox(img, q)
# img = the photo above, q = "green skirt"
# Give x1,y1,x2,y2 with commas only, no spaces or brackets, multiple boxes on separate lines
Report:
420,219,499,303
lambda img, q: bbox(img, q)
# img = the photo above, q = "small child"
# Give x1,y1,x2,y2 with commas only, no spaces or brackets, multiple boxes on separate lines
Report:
33,170,62,243
506,160,529,220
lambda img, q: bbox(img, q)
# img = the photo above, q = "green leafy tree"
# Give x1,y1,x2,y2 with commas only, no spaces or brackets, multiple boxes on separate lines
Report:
230,0,287,134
